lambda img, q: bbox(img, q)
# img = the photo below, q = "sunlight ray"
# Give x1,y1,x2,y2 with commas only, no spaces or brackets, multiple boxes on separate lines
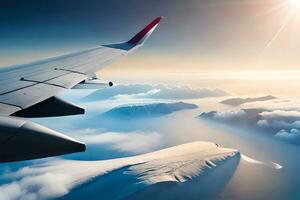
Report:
264,10,294,50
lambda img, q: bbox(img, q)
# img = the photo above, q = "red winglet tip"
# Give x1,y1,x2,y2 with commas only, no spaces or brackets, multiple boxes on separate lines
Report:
127,17,163,45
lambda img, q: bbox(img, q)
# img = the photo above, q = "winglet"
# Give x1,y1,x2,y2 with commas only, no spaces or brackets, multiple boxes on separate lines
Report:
127,16,163,45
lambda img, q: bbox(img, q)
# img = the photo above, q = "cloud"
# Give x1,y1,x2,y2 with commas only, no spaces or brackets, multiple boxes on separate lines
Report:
142,85,228,99
0,172,71,200
213,110,247,120
82,84,156,101
200,109,262,128
220,95,276,106
113,89,161,100
275,129,300,142
257,119,300,129
82,84,228,102
78,131,162,154
0,142,238,200
200,109,300,144
259,110,300,121
0,159,127,200
241,154,282,170
257,110,300,131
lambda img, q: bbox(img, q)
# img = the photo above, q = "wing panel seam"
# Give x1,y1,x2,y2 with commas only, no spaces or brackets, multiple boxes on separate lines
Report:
19,78,68,89
54,68,86,75
0,102,23,109
0,72,73,96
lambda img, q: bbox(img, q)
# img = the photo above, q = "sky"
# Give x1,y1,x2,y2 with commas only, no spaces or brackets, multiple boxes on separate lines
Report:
1,0,300,81
2,2,300,198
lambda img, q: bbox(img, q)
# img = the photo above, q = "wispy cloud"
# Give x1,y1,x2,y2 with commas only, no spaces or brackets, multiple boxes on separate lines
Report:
241,154,282,170
83,84,228,102
77,131,162,154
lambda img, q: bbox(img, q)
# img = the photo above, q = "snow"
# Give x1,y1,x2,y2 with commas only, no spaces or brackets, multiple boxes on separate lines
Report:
103,102,198,118
1,141,239,200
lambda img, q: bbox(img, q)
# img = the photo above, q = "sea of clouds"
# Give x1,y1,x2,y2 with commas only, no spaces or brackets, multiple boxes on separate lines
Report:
201,107,300,144
0,84,292,200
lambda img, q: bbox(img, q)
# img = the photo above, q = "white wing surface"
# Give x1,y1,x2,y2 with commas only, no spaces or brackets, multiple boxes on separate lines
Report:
0,17,163,162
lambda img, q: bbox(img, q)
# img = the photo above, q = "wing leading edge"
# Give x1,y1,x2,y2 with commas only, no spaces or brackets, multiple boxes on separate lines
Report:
0,17,163,162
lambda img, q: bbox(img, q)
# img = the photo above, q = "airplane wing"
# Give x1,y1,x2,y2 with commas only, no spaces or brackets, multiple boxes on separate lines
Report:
0,17,163,163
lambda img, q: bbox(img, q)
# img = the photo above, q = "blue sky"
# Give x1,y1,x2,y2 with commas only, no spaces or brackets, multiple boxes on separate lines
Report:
1,0,300,75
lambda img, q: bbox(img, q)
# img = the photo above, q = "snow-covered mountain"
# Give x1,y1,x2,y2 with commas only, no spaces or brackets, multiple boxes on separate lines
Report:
103,102,198,118
1,142,239,200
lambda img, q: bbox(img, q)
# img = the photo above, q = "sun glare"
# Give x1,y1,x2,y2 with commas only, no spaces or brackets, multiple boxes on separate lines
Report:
288,0,300,9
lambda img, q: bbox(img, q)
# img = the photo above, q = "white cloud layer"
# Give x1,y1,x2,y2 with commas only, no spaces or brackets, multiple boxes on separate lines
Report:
83,84,228,101
0,142,238,200
201,109,300,144
257,111,300,134
259,110,300,121
0,172,71,200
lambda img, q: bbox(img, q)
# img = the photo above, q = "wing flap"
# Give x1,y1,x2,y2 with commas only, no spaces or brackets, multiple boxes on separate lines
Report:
0,103,21,115
0,81,34,95
46,73,87,88
0,84,63,109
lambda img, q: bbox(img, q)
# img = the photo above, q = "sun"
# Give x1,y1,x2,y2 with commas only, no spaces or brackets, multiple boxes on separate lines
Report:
288,0,300,9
